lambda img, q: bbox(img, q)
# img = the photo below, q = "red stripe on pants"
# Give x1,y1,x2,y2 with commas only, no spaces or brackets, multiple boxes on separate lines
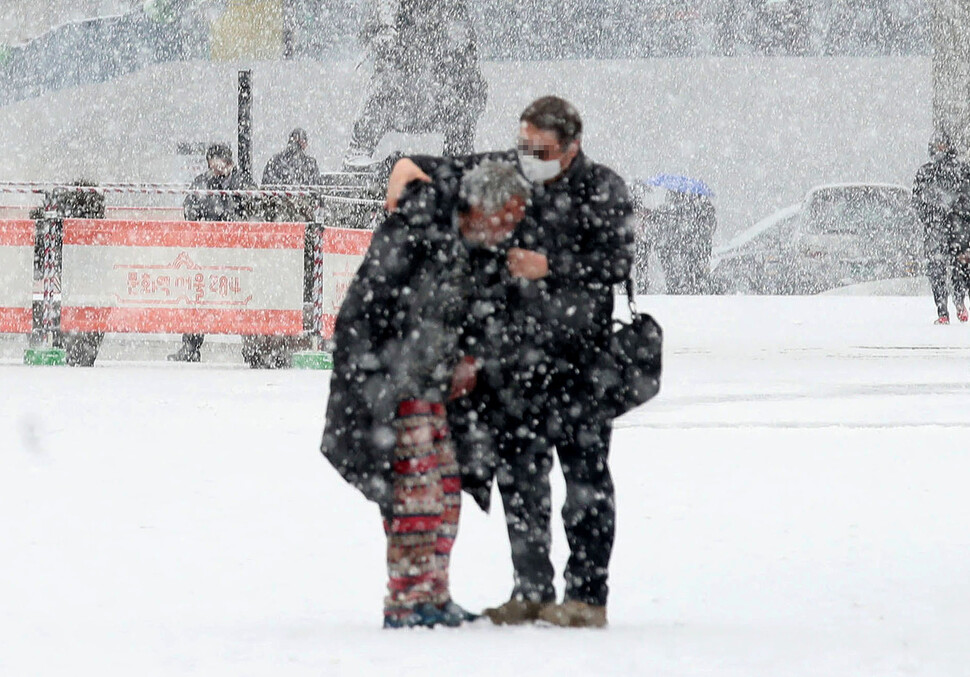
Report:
385,399,462,615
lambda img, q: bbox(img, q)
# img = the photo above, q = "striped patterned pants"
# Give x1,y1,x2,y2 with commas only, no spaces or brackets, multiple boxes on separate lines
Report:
384,400,461,620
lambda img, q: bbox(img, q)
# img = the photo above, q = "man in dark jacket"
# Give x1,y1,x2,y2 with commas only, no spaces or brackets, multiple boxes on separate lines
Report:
262,127,321,224
913,132,970,324
320,160,530,628
386,96,635,628
257,128,323,368
168,143,255,362
262,128,321,189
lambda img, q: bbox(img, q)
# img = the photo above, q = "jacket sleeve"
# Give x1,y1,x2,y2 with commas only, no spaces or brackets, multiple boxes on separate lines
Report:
912,166,943,228
182,174,207,221
546,171,635,287
261,157,278,186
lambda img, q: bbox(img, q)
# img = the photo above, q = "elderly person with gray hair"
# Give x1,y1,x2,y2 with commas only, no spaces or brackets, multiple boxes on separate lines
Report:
320,160,530,629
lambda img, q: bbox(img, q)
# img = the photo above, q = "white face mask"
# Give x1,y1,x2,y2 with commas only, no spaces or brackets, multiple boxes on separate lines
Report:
517,151,562,184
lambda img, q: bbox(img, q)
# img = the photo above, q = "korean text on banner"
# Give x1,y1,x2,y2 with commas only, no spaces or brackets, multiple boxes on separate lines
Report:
0,220,35,333
320,227,373,339
60,220,305,335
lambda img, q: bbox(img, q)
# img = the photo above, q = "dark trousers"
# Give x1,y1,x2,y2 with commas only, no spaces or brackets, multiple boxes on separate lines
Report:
181,333,204,352
463,373,616,607
926,237,967,317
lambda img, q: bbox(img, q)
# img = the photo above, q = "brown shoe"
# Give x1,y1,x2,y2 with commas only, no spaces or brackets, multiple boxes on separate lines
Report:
482,599,548,625
537,600,608,628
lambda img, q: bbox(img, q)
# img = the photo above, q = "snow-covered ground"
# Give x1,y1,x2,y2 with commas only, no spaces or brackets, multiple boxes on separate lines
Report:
2,295,969,676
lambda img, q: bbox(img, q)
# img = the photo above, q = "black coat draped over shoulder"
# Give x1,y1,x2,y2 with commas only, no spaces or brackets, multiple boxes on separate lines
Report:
319,177,475,512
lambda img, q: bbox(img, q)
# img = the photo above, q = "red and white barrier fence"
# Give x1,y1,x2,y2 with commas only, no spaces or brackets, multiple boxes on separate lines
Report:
1,215,375,342
316,227,373,339
60,219,306,335
0,220,35,333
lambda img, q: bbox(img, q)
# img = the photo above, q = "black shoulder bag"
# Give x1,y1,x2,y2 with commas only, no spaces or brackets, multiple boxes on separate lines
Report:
590,279,663,419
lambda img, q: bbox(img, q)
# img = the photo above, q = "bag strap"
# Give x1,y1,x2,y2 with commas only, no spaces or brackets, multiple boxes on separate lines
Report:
624,277,637,316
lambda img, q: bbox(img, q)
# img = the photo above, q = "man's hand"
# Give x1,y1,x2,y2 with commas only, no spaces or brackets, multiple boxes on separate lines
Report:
385,158,431,211
449,355,479,401
507,247,549,280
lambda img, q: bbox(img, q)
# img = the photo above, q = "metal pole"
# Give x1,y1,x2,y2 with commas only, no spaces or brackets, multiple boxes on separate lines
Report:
238,70,253,182
41,216,59,344
311,223,325,352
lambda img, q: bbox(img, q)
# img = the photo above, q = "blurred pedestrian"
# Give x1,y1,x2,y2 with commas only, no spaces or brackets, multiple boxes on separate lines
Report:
262,128,321,202
653,189,717,295
257,128,323,367
912,132,970,324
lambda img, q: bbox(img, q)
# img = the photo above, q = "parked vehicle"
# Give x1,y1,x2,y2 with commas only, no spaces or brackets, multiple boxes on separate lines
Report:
712,183,922,294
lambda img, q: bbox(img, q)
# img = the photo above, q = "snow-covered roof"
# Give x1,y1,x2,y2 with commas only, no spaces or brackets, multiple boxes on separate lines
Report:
803,182,910,198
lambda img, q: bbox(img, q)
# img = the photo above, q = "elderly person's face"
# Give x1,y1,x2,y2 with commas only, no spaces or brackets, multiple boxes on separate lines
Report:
459,195,526,247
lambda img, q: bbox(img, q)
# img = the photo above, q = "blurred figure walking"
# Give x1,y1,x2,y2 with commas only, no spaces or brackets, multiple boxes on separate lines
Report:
913,132,970,324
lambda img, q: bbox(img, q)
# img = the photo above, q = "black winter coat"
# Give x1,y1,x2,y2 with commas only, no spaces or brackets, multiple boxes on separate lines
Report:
319,178,480,513
913,151,970,252
183,168,254,222
261,145,322,222
261,145,321,187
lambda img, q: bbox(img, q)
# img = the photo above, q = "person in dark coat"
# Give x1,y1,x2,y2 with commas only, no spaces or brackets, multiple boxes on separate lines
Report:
320,160,530,628
385,96,635,628
261,127,321,224
262,128,322,190
652,190,717,294
255,128,323,368
168,143,255,363
912,132,970,324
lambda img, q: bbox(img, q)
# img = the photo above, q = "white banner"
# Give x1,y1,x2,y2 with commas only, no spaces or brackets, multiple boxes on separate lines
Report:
60,219,305,334
0,220,35,333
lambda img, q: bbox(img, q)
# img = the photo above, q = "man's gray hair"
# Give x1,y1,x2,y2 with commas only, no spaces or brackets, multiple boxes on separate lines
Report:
460,160,531,215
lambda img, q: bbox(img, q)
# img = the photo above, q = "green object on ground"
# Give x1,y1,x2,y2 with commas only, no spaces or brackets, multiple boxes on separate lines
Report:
292,351,333,370
24,348,67,366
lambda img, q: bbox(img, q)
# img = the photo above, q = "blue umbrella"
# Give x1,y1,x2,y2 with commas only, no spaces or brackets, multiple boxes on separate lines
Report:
640,174,714,198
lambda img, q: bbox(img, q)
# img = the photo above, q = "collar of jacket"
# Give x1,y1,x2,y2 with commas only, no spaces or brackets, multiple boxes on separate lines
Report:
555,148,589,187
